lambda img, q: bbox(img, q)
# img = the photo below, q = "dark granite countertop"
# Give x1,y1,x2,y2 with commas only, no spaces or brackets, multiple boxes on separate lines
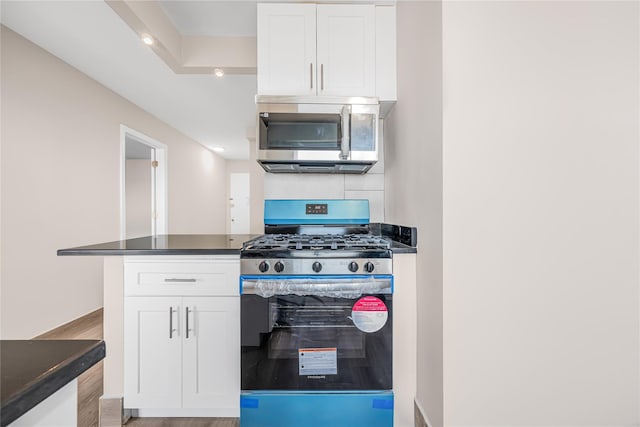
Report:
1,339,105,426
372,223,417,254
57,231,416,256
386,239,417,254
57,234,260,256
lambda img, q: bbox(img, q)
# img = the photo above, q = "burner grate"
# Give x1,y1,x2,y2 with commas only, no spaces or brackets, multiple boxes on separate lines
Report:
242,233,391,252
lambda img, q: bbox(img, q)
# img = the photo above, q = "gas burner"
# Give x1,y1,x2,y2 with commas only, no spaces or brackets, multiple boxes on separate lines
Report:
241,233,391,253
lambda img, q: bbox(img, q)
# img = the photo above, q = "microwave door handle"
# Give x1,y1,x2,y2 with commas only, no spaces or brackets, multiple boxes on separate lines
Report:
340,105,351,160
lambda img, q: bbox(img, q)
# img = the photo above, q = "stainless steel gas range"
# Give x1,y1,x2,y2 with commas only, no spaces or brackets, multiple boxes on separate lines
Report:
239,199,394,427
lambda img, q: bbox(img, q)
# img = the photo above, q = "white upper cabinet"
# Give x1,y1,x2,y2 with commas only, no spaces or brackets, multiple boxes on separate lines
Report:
257,3,317,95
257,3,380,98
316,4,375,96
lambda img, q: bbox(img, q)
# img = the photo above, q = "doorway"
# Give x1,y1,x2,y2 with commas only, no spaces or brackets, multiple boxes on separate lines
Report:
229,173,250,234
120,126,167,240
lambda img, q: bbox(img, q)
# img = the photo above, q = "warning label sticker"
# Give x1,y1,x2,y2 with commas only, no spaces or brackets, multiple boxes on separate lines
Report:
351,296,388,333
299,348,337,376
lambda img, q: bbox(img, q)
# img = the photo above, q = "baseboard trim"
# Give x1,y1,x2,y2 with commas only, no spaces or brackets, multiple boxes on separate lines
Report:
414,399,434,427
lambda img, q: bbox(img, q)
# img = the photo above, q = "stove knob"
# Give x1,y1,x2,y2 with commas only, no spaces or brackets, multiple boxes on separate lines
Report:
348,261,359,273
312,261,322,273
363,262,375,273
274,261,285,273
258,261,270,273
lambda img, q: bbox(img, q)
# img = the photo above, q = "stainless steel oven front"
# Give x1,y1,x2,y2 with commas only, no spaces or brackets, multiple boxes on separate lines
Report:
240,275,393,391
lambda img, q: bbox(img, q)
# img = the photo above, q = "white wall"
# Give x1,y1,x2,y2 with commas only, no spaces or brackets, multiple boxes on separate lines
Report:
384,2,443,426
0,26,228,339
442,2,639,425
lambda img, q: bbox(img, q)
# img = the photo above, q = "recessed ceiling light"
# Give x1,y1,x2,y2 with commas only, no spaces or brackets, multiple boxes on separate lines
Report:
212,147,225,153
213,68,225,78
141,33,154,46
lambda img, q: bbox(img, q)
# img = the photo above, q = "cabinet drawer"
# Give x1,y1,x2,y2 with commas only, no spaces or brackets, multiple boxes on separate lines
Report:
124,258,239,296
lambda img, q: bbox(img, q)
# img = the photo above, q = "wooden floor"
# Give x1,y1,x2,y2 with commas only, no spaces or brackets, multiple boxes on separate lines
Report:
35,308,239,427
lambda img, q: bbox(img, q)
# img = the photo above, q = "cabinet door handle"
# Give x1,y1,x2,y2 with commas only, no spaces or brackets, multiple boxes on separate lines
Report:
169,306,177,339
320,64,324,91
310,63,313,90
185,306,192,339
164,278,197,283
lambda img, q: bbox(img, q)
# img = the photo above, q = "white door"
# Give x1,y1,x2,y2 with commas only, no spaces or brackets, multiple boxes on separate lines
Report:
316,4,376,96
229,173,250,234
257,3,317,95
124,297,182,409
182,297,240,412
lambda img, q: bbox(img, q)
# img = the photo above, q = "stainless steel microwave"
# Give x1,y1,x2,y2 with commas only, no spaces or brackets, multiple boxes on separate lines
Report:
256,95,380,174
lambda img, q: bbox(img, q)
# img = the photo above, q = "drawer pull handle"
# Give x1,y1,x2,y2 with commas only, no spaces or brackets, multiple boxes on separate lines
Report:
164,278,197,283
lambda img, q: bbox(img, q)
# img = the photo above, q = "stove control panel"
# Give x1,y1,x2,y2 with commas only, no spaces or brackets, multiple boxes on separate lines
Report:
240,258,392,276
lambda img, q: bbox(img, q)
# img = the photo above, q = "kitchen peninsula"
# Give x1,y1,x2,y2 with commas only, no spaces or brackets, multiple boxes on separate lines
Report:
58,232,416,427
57,234,260,256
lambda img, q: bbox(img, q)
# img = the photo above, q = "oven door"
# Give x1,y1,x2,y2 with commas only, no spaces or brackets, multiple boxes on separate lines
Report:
240,275,393,391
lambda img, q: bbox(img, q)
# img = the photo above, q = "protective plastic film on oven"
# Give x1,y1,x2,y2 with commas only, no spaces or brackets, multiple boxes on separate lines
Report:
240,275,393,391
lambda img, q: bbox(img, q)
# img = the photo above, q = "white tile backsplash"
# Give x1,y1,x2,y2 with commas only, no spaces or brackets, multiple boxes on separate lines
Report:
344,173,385,191
264,174,345,199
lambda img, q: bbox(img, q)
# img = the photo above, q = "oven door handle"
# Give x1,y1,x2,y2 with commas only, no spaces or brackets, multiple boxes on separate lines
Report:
241,277,392,298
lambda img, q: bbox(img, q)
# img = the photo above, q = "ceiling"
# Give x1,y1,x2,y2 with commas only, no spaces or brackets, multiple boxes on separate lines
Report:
0,0,260,160
159,1,258,36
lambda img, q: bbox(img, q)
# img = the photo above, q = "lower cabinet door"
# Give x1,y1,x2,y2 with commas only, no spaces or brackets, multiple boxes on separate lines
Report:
182,296,240,411
124,297,182,409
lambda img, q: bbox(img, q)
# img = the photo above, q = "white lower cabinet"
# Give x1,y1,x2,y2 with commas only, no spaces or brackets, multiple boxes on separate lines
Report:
123,257,240,416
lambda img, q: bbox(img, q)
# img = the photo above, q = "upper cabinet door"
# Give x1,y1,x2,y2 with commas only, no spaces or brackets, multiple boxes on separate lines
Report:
257,3,317,95
316,4,376,97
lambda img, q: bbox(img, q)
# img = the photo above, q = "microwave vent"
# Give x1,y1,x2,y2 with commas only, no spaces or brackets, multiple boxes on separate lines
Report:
258,161,374,174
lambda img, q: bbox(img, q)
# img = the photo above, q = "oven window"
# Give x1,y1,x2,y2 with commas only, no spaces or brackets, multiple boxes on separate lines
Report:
260,113,342,150
241,294,392,391
268,304,366,359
